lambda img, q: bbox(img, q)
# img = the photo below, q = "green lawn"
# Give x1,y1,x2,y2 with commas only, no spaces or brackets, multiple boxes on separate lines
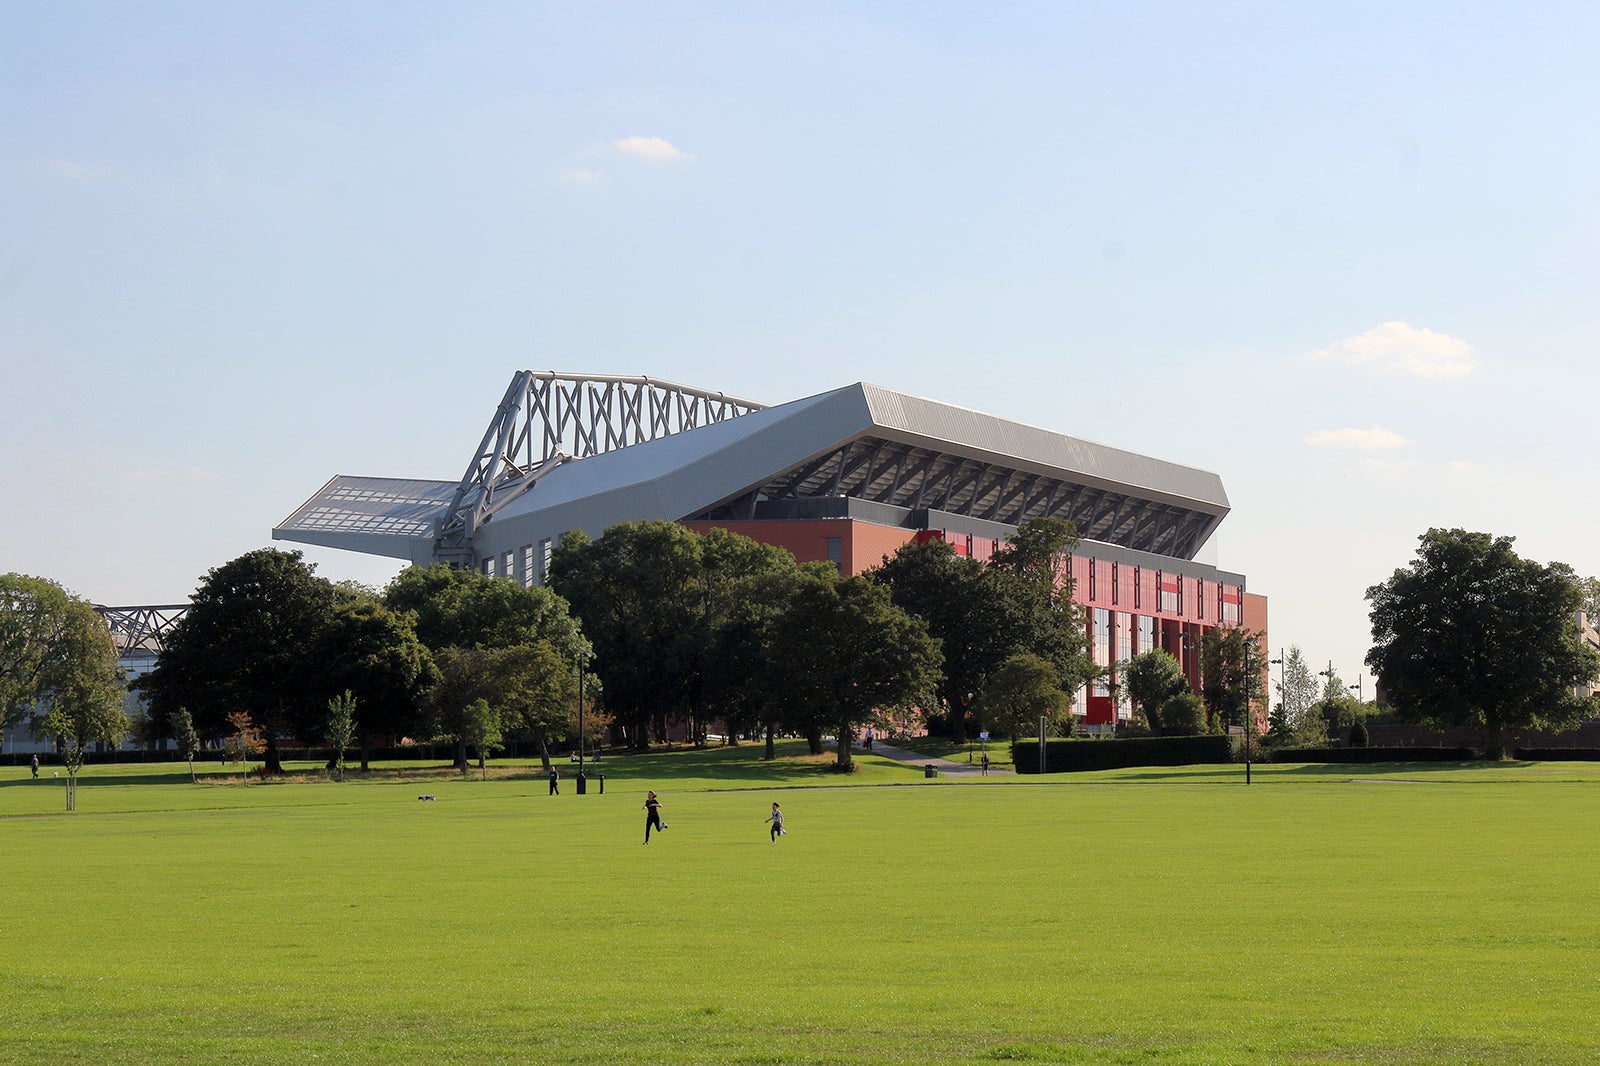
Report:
2,745,1597,1064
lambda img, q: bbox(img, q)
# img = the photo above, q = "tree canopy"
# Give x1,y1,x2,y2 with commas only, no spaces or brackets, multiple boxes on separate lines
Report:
139,549,339,773
762,568,942,769
1,574,124,743
1366,528,1600,752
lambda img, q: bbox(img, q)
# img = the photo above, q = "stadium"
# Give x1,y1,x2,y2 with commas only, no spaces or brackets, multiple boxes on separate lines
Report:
274,372,1268,730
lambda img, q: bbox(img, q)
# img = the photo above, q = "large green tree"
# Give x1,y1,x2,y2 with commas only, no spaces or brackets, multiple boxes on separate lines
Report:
873,518,1092,743
140,549,339,773
974,653,1070,740
1199,626,1265,734
548,521,796,748
1366,528,1600,754
872,538,1013,742
308,598,435,768
1121,648,1189,733
386,565,585,768
762,568,942,770
1,575,124,741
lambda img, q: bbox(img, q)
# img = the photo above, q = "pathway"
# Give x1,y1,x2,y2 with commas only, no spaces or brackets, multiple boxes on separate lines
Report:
865,741,1012,778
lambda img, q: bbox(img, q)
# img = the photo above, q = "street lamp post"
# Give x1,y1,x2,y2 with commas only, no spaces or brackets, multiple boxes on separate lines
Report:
577,643,593,793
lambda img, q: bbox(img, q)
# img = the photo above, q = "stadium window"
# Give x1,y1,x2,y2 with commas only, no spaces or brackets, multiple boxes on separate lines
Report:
1198,580,1205,619
1134,566,1141,609
481,557,495,577
827,537,843,573
1138,614,1155,656
1112,564,1120,605
541,538,553,583
1089,559,1097,600
521,544,535,588
1093,608,1111,695
502,551,514,580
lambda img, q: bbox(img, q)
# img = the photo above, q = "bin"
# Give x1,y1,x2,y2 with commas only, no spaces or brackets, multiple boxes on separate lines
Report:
924,764,938,779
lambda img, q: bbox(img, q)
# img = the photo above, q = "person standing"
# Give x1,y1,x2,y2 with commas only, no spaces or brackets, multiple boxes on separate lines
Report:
548,767,560,795
643,790,664,843
31,754,39,779
765,801,785,842
980,752,990,776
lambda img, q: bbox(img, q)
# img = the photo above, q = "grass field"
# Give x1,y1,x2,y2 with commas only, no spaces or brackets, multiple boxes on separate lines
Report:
2,744,1597,1064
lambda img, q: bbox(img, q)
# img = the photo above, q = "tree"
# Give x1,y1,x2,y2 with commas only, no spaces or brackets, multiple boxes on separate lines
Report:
1366,529,1600,755
1271,646,1321,744
975,654,1070,739
223,711,267,782
1200,627,1264,734
762,569,942,770
874,518,1092,744
309,599,434,769
140,549,340,774
326,691,358,782
873,538,1015,742
1121,649,1189,733
460,698,502,779
171,707,201,783
1,575,124,742
549,521,792,748
1319,663,1347,703
1161,690,1207,735
387,563,584,768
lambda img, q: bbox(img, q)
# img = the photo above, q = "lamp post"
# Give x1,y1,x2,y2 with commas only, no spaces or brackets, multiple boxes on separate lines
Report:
577,642,593,793
1241,640,1254,785
1269,649,1284,731
1349,674,1364,703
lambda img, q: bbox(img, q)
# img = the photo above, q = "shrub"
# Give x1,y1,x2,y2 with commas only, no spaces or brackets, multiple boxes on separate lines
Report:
1349,720,1369,747
1159,691,1207,736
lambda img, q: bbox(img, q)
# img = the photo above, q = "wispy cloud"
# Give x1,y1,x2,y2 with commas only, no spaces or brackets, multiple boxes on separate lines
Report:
561,169,606,186
46,158,100,181
612,135,693,162
1303,427,1413,451
1308,321,1477,379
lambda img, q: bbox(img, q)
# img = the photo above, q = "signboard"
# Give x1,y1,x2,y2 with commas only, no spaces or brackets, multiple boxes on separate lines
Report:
979,732,989,741
1227,726,1245,736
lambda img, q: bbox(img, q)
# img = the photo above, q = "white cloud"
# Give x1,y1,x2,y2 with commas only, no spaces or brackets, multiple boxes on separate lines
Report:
1303,426,1413,451
46,159,99,181
561,169,606,185
612,135,693,162
1308,321,1477,379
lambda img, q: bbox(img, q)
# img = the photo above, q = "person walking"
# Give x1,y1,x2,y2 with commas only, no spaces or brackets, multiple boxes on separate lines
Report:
31,754,39,779
643,790,665,843
980,752,990,776
765,801,785,842
548,767,560,795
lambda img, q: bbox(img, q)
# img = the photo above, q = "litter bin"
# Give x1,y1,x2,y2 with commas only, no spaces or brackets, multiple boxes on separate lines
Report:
924,764,938,779
576,771,587,795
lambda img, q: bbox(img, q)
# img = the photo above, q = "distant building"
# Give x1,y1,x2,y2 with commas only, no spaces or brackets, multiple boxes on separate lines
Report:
275,372,1268,732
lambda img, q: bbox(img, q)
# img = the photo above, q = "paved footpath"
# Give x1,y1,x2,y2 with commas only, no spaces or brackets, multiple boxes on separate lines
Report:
865,741,1012,778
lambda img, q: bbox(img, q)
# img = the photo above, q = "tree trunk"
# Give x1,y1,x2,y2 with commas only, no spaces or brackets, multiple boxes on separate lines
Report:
764,722,776,761
359,732,371,772
534,726,552,774
835,727,853,771
455,737,468,773
264,732,282,776
805,725,823,755
950,698,969,745
188,756,196,784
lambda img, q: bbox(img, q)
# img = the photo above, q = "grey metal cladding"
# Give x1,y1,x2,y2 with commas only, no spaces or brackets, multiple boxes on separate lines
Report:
857,384,1229,513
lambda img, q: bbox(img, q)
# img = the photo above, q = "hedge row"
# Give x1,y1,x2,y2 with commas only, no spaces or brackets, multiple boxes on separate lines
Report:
0,745,532,768
1011,735,1236,774
1266,746,1476,763
1511,748,1600,761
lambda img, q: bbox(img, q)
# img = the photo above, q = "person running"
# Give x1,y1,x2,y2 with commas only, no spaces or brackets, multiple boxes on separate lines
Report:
643,790,665,843
765,801,785,842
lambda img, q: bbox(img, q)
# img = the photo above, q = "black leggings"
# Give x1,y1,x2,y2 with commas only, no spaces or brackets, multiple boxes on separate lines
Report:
645,810,662,841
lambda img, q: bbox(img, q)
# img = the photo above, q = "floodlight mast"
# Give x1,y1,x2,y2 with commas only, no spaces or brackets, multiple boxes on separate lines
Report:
433,371,767,567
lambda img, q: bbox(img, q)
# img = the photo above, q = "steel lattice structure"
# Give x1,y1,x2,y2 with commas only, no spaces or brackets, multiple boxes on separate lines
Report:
434,372,767,563
93,604,189,656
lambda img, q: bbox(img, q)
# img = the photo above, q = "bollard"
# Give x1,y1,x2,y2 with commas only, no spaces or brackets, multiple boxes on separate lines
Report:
598,774,605,794
576,771,587,795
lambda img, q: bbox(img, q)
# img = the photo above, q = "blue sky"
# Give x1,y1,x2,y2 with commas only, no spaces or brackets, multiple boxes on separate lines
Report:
5,2,1597,689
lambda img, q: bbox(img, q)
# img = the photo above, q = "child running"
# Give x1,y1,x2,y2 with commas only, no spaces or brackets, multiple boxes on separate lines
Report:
643,790,664,843
765,801,785,842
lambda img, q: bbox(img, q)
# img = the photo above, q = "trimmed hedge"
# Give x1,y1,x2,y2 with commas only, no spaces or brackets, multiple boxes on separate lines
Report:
1266,746,1476,763
1512,748,1600,761
1011,735,1235,774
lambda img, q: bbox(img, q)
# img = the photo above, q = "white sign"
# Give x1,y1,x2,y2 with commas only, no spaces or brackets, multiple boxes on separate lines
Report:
979,732,989,741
